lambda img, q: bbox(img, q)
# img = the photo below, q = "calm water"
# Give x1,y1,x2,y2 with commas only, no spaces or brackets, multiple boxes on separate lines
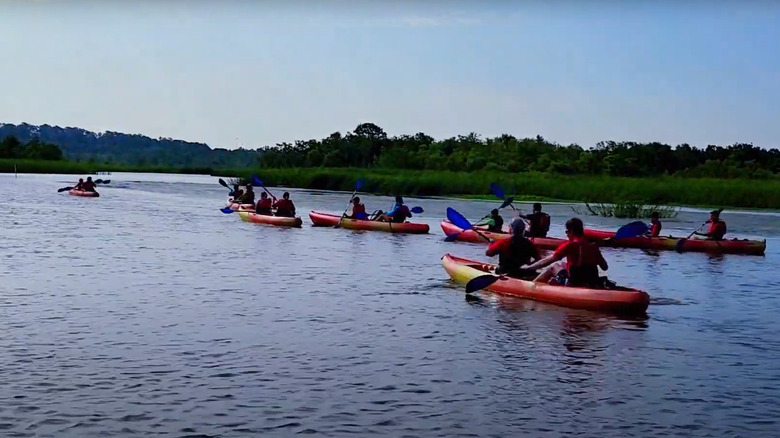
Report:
1,172,779,438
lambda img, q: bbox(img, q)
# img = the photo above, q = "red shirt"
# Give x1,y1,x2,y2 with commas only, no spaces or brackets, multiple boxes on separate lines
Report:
352,203,366,215
274,199,294,211
649,221,662,237
707,220,727,240
553,237,606,272
257,198,272,209
82,181,96,190
486,238,511,257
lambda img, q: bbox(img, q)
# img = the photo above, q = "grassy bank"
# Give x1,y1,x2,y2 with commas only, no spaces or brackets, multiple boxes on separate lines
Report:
238,168,780,210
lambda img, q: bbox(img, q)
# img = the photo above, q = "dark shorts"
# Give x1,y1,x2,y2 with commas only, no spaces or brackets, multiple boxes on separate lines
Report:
496,266,537,280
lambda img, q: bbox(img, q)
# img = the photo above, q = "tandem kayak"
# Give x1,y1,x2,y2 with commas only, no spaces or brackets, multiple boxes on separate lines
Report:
442,253,650,315
309,211,430,234
226,198,254,211
237,211,303,228
68,189,99,197
583,228,766,255
440,220,565,250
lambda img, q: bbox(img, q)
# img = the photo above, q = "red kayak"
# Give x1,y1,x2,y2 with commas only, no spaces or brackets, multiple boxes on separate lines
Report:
440,220,565,250
309,211,429,234
68,189,99,197
237,211,302,228
442,254,650,315
583,228,766,255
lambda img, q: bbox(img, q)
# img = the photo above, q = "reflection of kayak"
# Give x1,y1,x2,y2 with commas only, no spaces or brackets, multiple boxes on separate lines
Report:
68,189,99,197
583,228,766,255
226,198,254,211
237,211,302,228
442,253,650,315
440,220,565,250
309,211,429,234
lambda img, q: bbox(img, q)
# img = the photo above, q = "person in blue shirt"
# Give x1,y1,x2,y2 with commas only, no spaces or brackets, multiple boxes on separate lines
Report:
375,196,412,223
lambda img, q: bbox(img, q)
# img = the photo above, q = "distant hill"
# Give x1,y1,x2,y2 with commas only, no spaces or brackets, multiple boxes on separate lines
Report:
0,123,259,169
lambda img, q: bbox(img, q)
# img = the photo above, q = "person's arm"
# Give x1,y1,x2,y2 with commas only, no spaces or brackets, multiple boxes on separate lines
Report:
485,239,509,257
597,250,608,271
474,217,494,227
524,243,566,270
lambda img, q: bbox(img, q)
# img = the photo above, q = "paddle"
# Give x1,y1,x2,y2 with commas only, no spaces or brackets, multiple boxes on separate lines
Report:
94,179,110,184
465,274,504,294
57,178,109,192
443,207,491,242
335,180,364,228
612,221,650,240
675,208,724,252
490,182,516,210
251,175,276,200
57,186,74,192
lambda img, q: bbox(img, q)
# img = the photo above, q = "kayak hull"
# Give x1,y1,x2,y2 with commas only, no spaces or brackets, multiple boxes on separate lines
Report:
226,198,254,211
237,211,303,228
440,220,565,250
68,189,99,197
584,228,766,255
442,253,650,316
310,211,429,234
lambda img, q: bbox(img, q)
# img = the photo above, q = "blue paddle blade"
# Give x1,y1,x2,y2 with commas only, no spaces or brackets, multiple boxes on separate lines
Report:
499,196,515,209
489,182,505,199
446,207,473,231
411,206,424,214
355,180,364,190
613,221,650,239
220,207,234,214
465,274,501,294
444,233,461,242
252,175,264,186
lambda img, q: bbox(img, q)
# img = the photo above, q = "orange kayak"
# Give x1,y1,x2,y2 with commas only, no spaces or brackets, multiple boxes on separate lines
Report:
309,211,429,234
583,228,766,255
440,220,565,250
442,253,650,315
237,211,302,228
68,189,99,197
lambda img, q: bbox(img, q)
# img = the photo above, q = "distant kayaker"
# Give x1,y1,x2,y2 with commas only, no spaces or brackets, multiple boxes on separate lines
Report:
378,196,412,223
523,217,608,288
648,212,662,237
347,197,368,220
274,192,296,217
236,184,255,205
74,178,85,190
255,191,273,215
82,177,97,193
694,210,727,240
476,209,504,233
485,219,541,278
518,203,551,237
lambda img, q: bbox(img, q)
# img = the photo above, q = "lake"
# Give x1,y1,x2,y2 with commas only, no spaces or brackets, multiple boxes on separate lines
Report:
1,172,778,437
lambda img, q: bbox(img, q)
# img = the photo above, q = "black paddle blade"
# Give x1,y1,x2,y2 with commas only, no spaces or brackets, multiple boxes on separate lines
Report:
218,178,229,188
57,186,73,192
99,179,110,184
465,274,501,294
499,196,515,209
675,238,687,253
444,232,461,242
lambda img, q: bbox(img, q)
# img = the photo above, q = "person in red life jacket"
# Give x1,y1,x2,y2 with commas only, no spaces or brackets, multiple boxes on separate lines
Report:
518,203,551,237
255,191,274,215
694,210,727,240
485,219,541,278
347,196,368,220
235,184,255,206
81,176,97,192
74,178,85,190
648,211,662,237
523,217,609,288
273,192,296,217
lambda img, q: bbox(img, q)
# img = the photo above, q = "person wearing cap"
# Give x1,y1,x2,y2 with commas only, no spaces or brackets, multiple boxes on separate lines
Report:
694,210,727,240
648,211,662,237
235,183,255,205
485,219,541,278
518,203,551,237
523,217,608,287
475,208,504,233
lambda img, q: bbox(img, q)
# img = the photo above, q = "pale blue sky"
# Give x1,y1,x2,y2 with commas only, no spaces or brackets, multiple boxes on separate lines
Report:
1,1,778,150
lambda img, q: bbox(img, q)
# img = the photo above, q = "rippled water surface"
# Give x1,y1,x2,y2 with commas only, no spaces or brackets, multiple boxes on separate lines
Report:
2,172,779,437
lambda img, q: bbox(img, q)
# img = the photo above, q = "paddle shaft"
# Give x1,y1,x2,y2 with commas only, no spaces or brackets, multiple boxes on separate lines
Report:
336,188,359,227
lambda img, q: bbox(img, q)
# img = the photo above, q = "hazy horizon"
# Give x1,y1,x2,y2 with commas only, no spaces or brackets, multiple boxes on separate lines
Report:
1,1,778,150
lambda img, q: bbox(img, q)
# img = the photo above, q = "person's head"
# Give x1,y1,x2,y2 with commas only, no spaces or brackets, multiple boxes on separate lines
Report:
709,210,720,221
533,202,542,213
564,217,585,239
283,192,290,200
491,208,499,217
509,219,526,236
78,178,84,183
86,176,93,182
246,184,253,192
260,192,267,199
353,196,361,204
651,211,660,220
233,184,239,190
395,195,404,205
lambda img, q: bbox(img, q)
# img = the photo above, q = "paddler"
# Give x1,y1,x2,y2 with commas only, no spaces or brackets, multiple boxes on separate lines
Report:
523,217,609,288
694,210,727,240
81,176,97,193
347,196,368,220
377,196,412,223
230,184,243,199
475,209,504,233
255,191,273,215
485,219,541,278
273,191,296,217
235,184,255,205
648,211,662,237
74,178,85,190
518,203,551,237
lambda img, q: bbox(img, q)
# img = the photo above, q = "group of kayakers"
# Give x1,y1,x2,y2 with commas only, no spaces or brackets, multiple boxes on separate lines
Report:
230,183,297,217
483,204,729,289
73,177,98,193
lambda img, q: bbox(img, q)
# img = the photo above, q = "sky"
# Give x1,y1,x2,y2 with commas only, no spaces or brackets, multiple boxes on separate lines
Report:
0,0,779,150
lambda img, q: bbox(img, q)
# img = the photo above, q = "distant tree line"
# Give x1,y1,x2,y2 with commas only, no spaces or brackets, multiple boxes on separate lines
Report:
257,123,780,179
0,135,63,161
